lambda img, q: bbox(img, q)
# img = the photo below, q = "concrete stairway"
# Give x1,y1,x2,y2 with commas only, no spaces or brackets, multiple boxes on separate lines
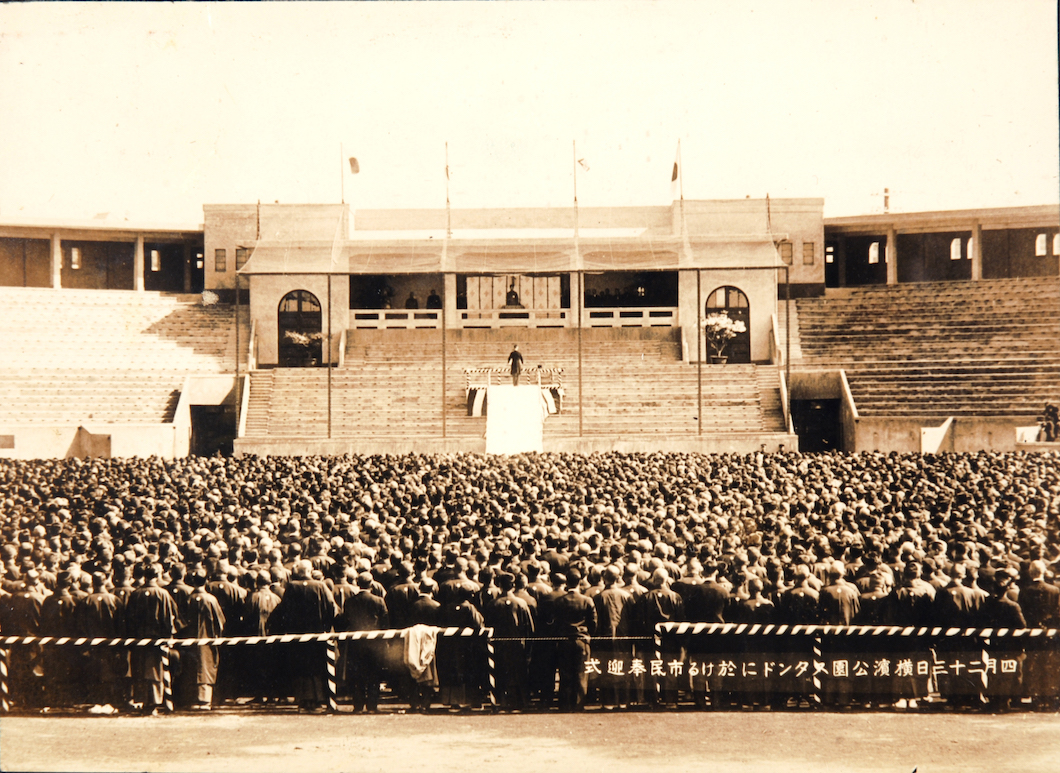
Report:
241,328,788,441
0,287,243,426
795,277,1060,418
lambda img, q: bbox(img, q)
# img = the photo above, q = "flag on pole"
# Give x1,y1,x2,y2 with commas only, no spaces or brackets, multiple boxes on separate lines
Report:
349,157,359,174
670,141,682,201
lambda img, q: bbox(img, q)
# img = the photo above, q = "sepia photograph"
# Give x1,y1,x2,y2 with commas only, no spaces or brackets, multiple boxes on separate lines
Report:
0,1,1058,771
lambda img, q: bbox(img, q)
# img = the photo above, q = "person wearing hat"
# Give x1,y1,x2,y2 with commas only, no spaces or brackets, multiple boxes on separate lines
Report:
0,569,46,709
38,568,83,708
338,572,390,714
125,563,179,715
80,572,127,711
177,571,225,710
266,560,338,712
538,571,597,711
483,572,534,710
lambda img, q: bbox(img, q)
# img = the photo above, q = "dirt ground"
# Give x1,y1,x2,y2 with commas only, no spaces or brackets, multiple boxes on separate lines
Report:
2,709,1059,773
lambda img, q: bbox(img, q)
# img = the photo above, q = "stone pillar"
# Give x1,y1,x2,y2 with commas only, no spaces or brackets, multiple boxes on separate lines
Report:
444,272,458,330
836,236,848,287
971,221,983,281
183,243,193,293
133,234,145,291
885,227,898,285
50,233,62,289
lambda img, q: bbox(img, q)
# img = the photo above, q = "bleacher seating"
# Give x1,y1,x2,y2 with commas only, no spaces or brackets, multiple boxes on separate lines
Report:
242,329,788,440
0,288,240,426
795,277,1060,418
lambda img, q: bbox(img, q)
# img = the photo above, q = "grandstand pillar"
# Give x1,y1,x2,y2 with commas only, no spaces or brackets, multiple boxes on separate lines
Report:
183,243,193,292
443,273,458,329
836,237,848,287
885,227,898,285
134,234,145,292
50,233,62,289
971,221,983,281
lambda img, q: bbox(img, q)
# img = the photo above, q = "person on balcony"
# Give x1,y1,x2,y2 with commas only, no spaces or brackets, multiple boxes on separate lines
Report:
426,289,442,309
505,280,522,308
405,292,419,310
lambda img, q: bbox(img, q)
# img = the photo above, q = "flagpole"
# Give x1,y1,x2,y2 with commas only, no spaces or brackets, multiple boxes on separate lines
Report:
340,143,345,205
446,142,452,238
573,140,579,239
678,138,684,201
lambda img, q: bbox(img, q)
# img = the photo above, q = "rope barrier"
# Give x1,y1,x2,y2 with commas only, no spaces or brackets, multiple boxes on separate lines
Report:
656,623,1060,638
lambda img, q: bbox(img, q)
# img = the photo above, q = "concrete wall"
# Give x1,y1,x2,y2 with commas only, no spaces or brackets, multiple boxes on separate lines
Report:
234,431,798,457
250,274,350,366
854,416,1028,453
0,423,185,460
681,199,826,291
203,205,257,292
678,268,776,363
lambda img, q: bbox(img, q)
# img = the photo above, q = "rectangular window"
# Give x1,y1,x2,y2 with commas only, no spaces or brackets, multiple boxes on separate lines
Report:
70,246,81,269
215,248,227,272
150,249,161,272
196,252,204,270
803,242,815,265
1053,234,1060,256
868,242,879,264
778,241,793,265
825,245,834,264
235,247,252,270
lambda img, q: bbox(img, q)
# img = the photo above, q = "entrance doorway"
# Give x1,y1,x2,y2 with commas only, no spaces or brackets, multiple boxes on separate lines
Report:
705,286,751,363
278,290,323,367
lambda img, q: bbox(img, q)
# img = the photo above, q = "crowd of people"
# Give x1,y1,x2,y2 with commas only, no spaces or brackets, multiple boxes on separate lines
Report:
1,450,1058,714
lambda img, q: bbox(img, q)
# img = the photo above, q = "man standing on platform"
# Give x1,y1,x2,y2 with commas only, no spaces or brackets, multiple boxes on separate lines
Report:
507,344,524,386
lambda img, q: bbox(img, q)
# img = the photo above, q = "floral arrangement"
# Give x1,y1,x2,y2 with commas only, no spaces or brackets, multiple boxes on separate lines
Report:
201,290,219,306
284,330,325,348
702,312,746,360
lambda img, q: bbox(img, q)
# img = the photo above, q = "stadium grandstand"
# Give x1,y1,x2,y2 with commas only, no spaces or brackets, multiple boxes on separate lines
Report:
1,195,1059,715
1,199,1057,459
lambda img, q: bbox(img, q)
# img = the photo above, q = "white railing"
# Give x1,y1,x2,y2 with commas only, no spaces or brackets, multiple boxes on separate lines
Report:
778,368,794,435
839,369,859,422
464,366,564,390
770,312,783,367
583,306,678,328
459,308,570,328
247,320,258,371
237,374,251,439
350,309,442,329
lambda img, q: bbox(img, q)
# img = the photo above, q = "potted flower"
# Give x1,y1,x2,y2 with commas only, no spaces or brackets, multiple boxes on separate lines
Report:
702,311,746,364
283,330,326,367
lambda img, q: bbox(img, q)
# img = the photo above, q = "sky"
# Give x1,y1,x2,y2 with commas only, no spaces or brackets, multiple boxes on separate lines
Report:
0,0,1057,226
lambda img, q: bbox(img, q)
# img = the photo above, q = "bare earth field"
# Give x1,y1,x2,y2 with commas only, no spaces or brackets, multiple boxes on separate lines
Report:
2,710,1059,773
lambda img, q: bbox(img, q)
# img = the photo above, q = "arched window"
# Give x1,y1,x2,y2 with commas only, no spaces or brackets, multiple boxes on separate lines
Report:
950,238,962,261
705,286,751,363
278,290,323,366
1035,233,1047,256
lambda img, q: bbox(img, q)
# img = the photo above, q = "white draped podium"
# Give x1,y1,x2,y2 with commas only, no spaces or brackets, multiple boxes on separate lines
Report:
485,385,544,454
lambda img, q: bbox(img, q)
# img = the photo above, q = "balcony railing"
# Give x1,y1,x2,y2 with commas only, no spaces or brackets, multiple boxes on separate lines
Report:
350,309,442,329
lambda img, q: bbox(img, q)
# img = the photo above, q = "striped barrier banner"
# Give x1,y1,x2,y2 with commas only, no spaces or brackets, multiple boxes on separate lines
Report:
0,627,493,714
649,624,1060,702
